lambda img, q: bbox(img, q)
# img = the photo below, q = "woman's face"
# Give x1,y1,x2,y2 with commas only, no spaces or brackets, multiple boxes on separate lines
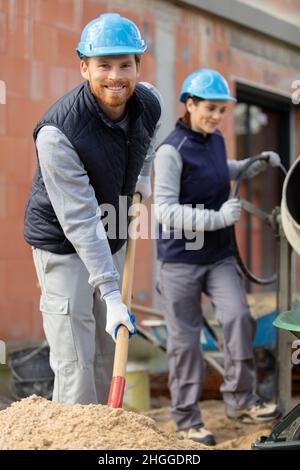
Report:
186,99,228,135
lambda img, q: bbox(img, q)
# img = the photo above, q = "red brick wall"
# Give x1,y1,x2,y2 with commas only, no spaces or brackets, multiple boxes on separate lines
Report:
0,0,159,342
0,0,299,341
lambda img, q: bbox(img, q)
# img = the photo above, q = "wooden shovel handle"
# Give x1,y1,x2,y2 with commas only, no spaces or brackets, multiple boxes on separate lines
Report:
111,192,141,378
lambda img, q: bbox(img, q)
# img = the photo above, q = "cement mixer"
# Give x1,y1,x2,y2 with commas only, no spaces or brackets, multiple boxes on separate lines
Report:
253,156,300,450
281,156,300,259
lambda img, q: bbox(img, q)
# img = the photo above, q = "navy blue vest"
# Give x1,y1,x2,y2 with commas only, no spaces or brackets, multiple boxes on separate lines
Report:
157,119,234,264
24,81,161,254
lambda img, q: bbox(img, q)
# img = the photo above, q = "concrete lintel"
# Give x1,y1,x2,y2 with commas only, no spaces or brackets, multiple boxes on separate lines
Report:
169,0,300,49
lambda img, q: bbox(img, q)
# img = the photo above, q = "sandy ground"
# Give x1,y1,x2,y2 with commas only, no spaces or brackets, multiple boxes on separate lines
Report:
144,398,274,450
0,365,297,450
0,395,278,450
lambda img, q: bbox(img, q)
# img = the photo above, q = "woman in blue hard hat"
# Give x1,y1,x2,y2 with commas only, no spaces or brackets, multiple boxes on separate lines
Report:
24,13,162,405
154,68,280,445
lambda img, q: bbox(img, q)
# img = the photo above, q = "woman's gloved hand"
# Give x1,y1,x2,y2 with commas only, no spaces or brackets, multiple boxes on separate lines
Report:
135,175,152,202
104,291,136,341
219,198,242,227
246,151,281,178
261,151,281,167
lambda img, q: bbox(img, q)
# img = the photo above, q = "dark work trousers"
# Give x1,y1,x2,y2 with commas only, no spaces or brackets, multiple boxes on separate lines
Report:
157,256,259,430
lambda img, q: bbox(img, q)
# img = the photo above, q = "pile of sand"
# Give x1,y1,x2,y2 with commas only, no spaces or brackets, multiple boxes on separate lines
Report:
0,395,209,450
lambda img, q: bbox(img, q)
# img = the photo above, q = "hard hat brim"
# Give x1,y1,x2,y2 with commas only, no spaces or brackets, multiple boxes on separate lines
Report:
180,93,237,103
77,45,147,58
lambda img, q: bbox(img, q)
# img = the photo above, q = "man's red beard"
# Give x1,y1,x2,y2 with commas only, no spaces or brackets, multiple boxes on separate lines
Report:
92,79,135,107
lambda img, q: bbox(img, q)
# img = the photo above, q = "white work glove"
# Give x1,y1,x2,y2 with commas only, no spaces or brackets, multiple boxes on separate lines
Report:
104,291,136,342
261,151,281,167
135,175,152,202
219,198,242,227
245,151,280,178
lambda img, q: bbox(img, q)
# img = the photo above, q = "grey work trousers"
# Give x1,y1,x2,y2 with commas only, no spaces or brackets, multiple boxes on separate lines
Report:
157,256,259,430
32,245,125,405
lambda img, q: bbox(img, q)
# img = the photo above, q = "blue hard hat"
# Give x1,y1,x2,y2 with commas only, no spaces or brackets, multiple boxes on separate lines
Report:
179,68,236,103
76,13,147,58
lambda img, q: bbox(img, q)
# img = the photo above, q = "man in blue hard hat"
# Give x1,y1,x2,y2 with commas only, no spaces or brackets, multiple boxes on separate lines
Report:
24,13,162,404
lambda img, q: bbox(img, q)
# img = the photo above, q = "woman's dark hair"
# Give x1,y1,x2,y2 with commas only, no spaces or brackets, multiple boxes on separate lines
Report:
182,96,204,128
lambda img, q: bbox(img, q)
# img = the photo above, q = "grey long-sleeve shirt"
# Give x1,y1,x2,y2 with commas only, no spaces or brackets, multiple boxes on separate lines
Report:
154,144,263,232
36,82,162,298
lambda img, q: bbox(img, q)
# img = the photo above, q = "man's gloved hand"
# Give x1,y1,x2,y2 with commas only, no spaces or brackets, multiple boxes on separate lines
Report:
104,291,136,342
261,151,281,167
135,175,152,202
219,198,242,227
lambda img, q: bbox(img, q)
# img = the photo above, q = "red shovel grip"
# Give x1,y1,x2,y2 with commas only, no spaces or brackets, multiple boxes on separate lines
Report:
107,376,126,408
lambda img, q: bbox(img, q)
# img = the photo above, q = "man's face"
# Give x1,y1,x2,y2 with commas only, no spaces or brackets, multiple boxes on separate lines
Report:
80,55,140,113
